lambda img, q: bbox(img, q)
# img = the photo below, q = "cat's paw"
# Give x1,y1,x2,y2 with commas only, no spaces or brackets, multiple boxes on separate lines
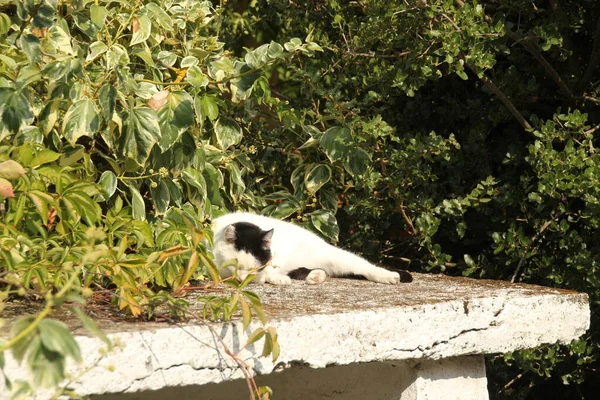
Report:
267,274,292,285
305,269,327,285
373,270,401,284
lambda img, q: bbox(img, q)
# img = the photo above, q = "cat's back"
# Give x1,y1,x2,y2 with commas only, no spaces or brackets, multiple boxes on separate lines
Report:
212,212,324,245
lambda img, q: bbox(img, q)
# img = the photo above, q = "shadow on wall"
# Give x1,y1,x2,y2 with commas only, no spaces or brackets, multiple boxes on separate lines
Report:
91,361,413,400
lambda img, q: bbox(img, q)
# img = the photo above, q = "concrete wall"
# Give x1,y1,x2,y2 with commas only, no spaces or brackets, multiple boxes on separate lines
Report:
91,356,487,400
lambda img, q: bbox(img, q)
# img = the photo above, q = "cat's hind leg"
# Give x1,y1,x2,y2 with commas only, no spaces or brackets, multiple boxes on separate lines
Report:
305,269,327,285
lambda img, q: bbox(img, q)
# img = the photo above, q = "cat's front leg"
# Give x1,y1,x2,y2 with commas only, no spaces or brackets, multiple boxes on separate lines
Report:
257,265,292,285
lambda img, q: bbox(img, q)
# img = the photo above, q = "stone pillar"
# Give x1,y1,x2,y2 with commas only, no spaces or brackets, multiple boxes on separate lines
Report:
402,355,489,400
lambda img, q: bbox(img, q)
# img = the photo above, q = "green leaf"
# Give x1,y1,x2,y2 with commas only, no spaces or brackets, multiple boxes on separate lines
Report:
0,160,26,179
106,44,129,68
320,126,354,163
38,319,82,362
284,37,302,52
228,162,246,203
71,307,110,346
131,220,155,247
0,13,10,36
186,65,210,88
528,192,542,203
30,149,60,168
245,328,266,346
231,61,259,102
39,99,60,135
86,41,108,62
98,170,117,199
130,15,152,46
181,56,199,68
121,107,160,166
202,164,225,208
60,146,85,167
182,168,207,199
240,297,251,330
27,190,54,224
214,118,243,150
344,149,371,178
10,315,36,362
48,24,73,55
18,34,41,64
129,186,146,221
310,210,339,242
16,65,41,89
270,200,300,219
31,4,55,29
194,95,219,124
98,84,117,121
42,59,71,81
157,91,194,151
0,88,34,133
90,4,108,29
150,180,170,214
267,41,285,59
304,164,331,194
62,99,100,146
157,50,177,67
146,2,174,31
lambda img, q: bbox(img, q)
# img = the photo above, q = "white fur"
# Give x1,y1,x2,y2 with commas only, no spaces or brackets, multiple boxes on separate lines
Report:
212,212,400,285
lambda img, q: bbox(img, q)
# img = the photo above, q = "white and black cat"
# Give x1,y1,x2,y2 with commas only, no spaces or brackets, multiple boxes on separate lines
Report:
212,212,412,285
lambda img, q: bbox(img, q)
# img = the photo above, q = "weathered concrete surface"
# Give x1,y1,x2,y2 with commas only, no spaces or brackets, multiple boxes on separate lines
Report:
1,273,590,398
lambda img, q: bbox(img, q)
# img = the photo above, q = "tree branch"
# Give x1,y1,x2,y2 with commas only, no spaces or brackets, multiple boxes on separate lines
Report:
343,50,410,59
511,212,560,283
506,30,575,102
575,13,600,95
466,63,532,131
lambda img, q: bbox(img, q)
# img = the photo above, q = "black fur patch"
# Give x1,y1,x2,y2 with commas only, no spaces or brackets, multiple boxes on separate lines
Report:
230,222,273,265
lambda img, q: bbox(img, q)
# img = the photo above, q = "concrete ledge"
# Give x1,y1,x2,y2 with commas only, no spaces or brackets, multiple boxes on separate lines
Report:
1,273,590,399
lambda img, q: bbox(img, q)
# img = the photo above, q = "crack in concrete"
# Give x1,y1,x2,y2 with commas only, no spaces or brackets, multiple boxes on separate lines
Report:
392,327,490,357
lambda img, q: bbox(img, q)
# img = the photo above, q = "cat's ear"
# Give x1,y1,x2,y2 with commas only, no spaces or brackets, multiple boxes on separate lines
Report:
224,225,236,243
262,229,274,248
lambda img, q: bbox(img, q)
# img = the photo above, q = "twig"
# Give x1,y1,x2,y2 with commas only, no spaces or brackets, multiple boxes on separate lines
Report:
466,63,532,131
511,212,560,283
159,309,261,399
442,13,461,32
500,371,524,394
399,199,416,236
584,122,600,136
506,30,575,101
582,95,600,105
343,51,410,59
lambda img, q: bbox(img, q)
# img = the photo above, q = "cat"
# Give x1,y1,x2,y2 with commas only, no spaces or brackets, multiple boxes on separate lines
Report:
212,212,413,285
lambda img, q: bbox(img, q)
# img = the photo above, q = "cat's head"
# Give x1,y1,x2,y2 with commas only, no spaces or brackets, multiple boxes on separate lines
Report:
222,222,274,270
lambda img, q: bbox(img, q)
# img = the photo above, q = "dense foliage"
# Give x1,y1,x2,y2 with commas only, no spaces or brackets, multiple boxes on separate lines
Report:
1,0,599,398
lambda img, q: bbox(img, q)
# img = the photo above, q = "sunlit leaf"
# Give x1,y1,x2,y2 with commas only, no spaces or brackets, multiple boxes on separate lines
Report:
129,186,146,221
214,118,243,150
121,107,160,165
304,164,331,194
157,91,194,151
309,210,339,243
0,160,26,179
62,99,100,146
320,126,354,163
